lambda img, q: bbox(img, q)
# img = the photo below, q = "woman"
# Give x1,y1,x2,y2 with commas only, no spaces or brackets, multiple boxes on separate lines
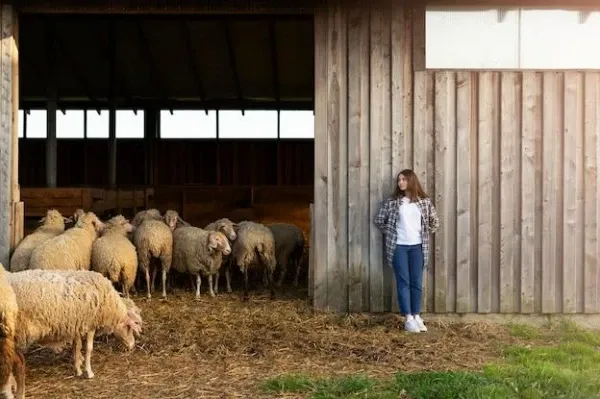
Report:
373,169,439,333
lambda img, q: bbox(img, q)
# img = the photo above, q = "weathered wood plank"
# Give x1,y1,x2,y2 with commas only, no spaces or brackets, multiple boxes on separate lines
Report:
326,1,348,313
369,3,392,312
433,71,456,313
520,72,542,314
584,72,599,313
541,72,563,314
563,72,584,313
477,72,497,313
413,71,435,313
0,4,14,267
312,7,328,310
347,4,369,313
499,72,521,313
455,71,474,313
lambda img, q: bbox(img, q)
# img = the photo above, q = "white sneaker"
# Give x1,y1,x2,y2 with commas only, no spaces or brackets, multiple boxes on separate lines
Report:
414,315,427,332
404,315,420,333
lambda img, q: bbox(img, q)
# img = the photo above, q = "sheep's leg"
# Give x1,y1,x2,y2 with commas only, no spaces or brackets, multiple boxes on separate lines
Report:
12,351,25,399
225,266,232,293
83,331,95,379
214,270,220,294
189,275,197,292
73,336,83,377
150,266,158,293
268,267,276,300
160,253,171,299
277,258,288,287
195,274,201,300
138,252,152,299
208,274,216,297
242,268,249,302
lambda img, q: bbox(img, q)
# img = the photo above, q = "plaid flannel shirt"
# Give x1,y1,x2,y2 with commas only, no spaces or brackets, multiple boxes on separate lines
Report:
373,196,440,269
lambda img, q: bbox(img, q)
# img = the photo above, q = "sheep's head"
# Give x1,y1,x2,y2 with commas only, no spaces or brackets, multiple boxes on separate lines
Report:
114,298,143,351
207,231,231,256
40,209,70,228
163,210,180,231
131,209,162,227
213,218,237,242
103,215,134,235
76,212,105,234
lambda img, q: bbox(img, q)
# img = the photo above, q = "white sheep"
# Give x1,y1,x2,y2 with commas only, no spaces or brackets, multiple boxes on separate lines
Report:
0,263,24,399
268,223,306,287
230,221,277,301
9,209,70,272
91,215,138,298
172,227,231,299
28,211,105,271
132,209,179,299
204,218,237,294
6,269,142,379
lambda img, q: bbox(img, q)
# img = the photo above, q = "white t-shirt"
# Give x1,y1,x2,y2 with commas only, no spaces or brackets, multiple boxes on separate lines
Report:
396,197,423,245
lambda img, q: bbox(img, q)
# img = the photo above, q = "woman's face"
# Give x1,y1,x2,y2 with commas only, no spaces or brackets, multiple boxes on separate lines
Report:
397,174,408,191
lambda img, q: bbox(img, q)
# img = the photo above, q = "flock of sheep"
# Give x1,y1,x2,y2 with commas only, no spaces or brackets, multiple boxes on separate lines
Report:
0,207,307,399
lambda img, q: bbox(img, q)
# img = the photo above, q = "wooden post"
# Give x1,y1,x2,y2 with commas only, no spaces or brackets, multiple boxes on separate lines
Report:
108,18,117,189
45,20,57,188
0,4,17,267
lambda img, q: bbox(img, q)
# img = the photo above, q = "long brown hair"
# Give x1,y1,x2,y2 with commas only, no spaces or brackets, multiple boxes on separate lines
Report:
393,169,428,201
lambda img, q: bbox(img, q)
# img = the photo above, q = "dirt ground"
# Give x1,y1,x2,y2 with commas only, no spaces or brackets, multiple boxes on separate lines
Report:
22,287,518,399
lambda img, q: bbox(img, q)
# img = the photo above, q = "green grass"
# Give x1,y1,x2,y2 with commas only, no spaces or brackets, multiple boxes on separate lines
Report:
260,320,600,399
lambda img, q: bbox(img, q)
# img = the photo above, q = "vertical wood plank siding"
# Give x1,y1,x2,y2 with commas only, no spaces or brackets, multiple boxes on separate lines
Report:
313,2,600,314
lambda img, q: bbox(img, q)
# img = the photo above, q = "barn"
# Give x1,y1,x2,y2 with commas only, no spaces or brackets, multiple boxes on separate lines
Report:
0,0,599,323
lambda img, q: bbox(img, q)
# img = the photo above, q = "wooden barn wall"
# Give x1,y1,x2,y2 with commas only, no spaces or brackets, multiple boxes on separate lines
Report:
18,140,314,187
313,1,600,314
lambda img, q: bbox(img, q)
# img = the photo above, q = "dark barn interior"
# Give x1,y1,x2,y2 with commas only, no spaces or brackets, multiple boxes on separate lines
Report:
16,12,315,289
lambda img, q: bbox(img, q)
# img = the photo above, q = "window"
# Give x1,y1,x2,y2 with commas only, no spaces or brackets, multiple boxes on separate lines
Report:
425,8,600,69
279,111,314,138
25,110,47,138
218,110,278,139
57,109,84,138
116,110,144,138
160,110,217,139
426,8,519,69
86,109,109,138
18,110,23,138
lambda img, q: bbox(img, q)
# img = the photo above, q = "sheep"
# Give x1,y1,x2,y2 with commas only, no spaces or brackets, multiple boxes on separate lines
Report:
91,215,138,298
6,269,142,379
28,212,105,272
0,264,24,399
172,227,231,299
131,209,163,228
268,223,306,287
9,209,70,272
133,209,180,299
230,221,277,301
204,218,238,294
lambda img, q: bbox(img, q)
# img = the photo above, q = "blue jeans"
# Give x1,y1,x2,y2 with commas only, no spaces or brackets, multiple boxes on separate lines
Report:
392,244,424,316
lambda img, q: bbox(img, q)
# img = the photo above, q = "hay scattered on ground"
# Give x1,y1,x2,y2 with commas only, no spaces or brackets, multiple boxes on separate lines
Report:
23,288,516,398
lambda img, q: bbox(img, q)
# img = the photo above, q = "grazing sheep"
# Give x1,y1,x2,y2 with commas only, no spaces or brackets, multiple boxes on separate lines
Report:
268,223,306,287
172,227,231,299
9,209,70,272
204,218,238,294
28,212,105,271
7,269,142,379
133,209,179,299
230,221,277,301
91,215,138,298
0,264,24,399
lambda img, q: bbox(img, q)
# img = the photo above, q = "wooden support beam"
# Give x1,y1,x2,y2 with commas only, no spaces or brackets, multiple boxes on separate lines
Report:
0,4,17,267
136,21,169,101
268,19,280,107
108,19,117,189
45,20,57,188
222,20,244,115
411,6,426,72
181,20,208,115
